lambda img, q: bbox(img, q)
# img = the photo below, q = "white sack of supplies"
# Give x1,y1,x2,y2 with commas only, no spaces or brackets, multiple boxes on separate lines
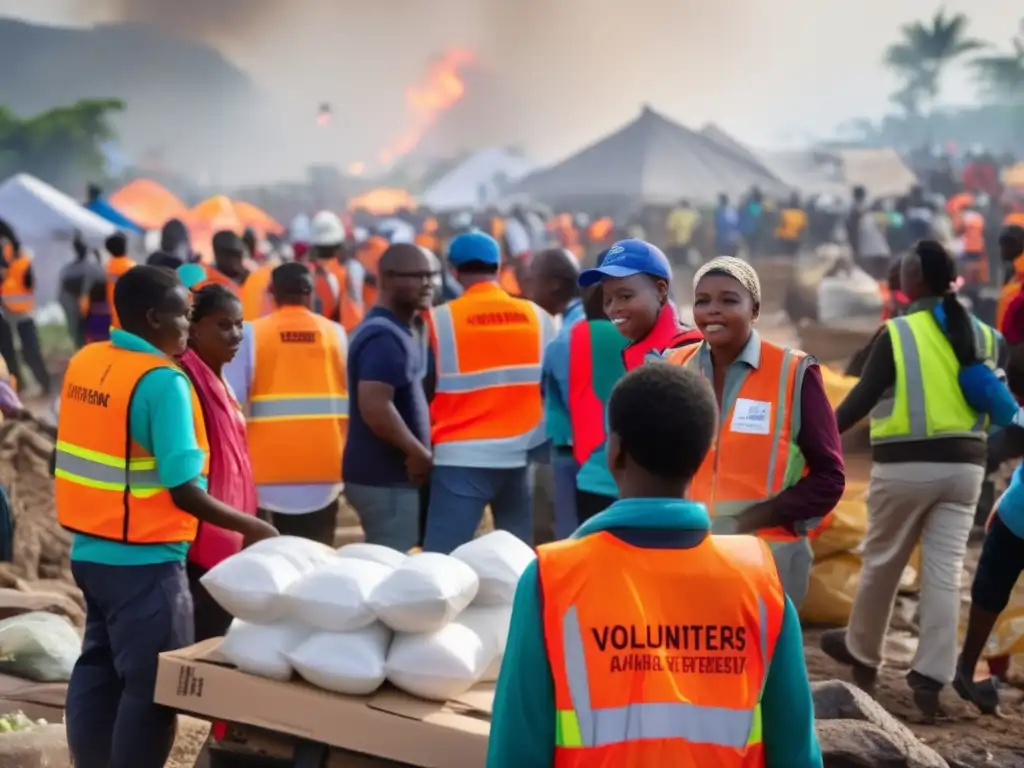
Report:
450,530,536,604
288,623,392,695
218,620,311,681
284,558,391,631
452,604,513,682
369,553,479,633
201,537,335,622
337,542,408,570
385,622,488,701
246,535,335,572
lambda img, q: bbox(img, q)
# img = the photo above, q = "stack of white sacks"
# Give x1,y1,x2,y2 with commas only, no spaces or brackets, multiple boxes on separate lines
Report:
200,531,536,701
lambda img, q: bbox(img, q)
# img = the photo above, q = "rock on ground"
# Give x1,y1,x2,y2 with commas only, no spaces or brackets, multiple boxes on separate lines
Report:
813,680,948,768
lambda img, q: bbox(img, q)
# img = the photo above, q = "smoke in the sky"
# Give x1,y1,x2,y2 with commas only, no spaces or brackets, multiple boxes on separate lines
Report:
25,0,1016,184
70,0,761,182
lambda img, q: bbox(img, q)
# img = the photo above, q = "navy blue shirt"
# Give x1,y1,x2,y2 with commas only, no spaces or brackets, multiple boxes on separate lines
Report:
343,307,431,486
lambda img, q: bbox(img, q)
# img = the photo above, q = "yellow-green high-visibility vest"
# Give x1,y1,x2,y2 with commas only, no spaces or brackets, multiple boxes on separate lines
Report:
870,310,997,445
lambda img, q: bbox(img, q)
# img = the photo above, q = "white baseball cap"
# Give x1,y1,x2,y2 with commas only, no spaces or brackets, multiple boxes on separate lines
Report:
310,211,346,246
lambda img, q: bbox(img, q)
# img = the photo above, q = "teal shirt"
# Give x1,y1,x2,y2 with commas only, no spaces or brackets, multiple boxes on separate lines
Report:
574,320,627,498
70,330,207,566
487,498,823,768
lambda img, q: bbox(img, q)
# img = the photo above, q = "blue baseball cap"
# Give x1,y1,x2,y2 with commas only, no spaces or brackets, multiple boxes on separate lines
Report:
448,231,500,267
578,239,672,287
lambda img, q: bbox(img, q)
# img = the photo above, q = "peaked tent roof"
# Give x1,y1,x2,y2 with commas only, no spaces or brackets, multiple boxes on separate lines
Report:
512,106,789,208
109,179,188,230
422,147,534,210
699,123,772,170
0,173,115,243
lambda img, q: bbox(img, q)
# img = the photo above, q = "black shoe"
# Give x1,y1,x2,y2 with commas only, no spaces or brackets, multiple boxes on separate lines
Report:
820,628,878,693
906,670,945,719
952,658,1001,715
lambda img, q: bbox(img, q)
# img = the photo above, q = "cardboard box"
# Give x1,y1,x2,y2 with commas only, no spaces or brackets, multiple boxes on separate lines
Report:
155,639,491,768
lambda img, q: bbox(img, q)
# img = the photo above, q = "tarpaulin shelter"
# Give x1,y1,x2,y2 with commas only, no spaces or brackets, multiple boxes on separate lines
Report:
84,196,143,233
109,179,189,230
188,195,243,264
348,188,417,216
0,173,115,300
512,106,789,211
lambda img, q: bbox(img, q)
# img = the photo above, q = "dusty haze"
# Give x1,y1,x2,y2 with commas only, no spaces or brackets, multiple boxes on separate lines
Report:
1,0,1018,184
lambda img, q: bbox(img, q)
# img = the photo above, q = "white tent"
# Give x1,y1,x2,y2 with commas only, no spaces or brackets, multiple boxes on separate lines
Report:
422,148,533,211
0,173,116,302
0,173,115,243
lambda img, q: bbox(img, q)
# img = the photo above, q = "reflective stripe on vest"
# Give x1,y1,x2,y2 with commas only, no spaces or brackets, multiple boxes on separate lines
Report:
675,343,816,534
870,314,994,444
249,394,349,420
431,303,546,393
555,603,766,750
54,440,162,497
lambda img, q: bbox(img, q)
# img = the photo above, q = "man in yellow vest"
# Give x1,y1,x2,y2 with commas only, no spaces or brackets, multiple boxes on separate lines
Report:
422,231,556,552
775,193,808,256
224,262,349,545
0,234,50,395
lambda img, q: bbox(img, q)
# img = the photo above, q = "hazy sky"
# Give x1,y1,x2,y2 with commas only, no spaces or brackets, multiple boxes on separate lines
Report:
1,0,1019,178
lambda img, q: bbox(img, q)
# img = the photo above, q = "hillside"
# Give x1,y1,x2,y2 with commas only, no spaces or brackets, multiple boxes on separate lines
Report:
0,19,273,182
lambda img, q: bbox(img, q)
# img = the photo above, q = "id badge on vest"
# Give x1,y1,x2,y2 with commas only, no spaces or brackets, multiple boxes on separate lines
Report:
730,398,771,435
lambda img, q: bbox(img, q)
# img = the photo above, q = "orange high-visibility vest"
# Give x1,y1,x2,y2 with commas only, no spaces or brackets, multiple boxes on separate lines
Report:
538,530,785,766
499,264,522,296
357,236,388,308
324,260,364,332
775,209,807,241
54,343,209,543
997,255,1024,332
1004,212,1024,229
106,256,137,329
1,253,34,314
666,339,826,543
241,261,276,321
247,306,348,485
194,265,242,295
427,282,552,466
962,212,985,253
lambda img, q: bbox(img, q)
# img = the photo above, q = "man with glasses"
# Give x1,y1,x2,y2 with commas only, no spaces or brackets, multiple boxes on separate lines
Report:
342,244,437,551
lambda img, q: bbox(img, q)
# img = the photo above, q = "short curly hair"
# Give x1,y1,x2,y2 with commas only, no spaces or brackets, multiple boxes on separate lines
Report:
608,362,717,481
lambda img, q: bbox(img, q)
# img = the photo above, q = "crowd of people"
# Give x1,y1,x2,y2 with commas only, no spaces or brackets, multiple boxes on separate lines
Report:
0,176,1023,765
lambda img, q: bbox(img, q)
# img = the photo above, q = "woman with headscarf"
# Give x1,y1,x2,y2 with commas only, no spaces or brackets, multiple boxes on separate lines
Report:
663,256,845,607
177,283,258,640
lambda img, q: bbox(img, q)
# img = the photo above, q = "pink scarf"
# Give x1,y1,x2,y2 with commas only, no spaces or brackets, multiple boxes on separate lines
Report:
179,348,258,570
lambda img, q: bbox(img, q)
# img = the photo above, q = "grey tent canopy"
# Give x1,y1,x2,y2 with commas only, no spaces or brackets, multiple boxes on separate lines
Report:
511,106,789,210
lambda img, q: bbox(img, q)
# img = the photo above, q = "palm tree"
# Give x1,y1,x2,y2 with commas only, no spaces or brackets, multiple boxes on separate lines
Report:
884,9,987,111
972,21,1024,103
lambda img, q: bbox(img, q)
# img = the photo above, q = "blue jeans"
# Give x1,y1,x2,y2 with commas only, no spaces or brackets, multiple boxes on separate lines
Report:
345,483,420,552
66,560,194,768
552,452,580,540
423,465,532,553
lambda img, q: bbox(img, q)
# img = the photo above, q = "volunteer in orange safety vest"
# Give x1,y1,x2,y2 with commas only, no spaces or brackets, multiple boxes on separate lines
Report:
487,363,822,768
0,234,51,395
422,231,556,553
191,231,249,294
224,262,349,546
56,265,276,768
104,231,137,329
308,211,364,331
996,225,1024,334
664,256,845,606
